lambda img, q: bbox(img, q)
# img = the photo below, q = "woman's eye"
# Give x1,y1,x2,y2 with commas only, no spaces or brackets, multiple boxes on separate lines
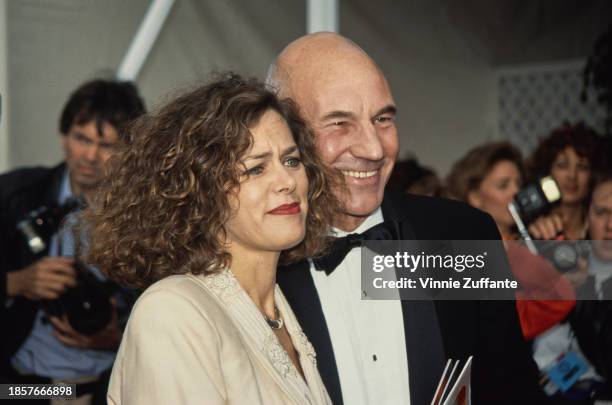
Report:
246,166,264,176
578,162,590,171
285,157,302,167
497,181,509,189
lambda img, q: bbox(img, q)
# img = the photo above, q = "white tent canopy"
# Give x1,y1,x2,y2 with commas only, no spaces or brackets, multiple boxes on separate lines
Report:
1,0,610,174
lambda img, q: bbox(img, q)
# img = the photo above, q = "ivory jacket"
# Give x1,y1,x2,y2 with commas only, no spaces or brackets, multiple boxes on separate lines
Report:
108,270,331,405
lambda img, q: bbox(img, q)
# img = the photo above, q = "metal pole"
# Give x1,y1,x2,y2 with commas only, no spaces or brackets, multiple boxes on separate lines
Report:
307,0,339,34
117,0,176,81
0,0,9,172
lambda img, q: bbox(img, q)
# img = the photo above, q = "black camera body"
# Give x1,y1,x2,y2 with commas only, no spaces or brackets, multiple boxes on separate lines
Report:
511,176,561,223
16,198,114,335
44,261,115,335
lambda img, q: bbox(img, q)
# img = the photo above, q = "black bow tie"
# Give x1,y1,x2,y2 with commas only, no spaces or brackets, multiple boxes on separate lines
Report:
313,221,401,275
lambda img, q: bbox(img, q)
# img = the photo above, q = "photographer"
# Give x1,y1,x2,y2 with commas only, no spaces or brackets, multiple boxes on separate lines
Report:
0,79,145,404
527,123,600,241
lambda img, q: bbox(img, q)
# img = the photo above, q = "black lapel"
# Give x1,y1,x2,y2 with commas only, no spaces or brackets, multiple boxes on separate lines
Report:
277,260,343,405
381,192,446,405
41,163,67,208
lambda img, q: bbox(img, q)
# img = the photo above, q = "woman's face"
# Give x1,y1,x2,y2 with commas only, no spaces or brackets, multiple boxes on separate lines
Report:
468,160,521,230
550,146,591,205
225,109,309,254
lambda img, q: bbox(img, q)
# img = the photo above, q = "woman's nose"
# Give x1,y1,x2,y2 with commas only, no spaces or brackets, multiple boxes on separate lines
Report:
274,166,297,194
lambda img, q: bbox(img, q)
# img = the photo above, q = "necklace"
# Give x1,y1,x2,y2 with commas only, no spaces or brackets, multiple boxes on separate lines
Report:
264,306,284,330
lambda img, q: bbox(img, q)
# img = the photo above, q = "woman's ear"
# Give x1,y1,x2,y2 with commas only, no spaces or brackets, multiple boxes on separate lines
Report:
467,190,481,208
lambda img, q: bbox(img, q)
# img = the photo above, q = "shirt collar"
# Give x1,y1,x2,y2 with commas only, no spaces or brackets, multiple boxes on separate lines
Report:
332,207,384,238
57,168,74,205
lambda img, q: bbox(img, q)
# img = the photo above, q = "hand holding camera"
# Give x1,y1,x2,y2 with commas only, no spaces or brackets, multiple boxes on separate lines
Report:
49,298,122,350
528,213,564,240
7,256,77,300
15,198,118,337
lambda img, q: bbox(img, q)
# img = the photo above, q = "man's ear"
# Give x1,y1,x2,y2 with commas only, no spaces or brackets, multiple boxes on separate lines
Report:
60,134,67,151
467,190,481,208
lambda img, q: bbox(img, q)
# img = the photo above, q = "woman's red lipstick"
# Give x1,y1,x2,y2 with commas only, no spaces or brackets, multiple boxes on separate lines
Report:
268,202,301,215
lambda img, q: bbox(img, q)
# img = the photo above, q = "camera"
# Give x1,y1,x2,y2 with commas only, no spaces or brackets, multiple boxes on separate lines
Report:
16,198,115,335
45,261,115,335
16,197,82,256
535,239,591,273
510,176,561,223
509,176,588,272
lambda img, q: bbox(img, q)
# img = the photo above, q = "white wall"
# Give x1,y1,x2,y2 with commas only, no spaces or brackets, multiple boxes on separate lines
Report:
7,0,150,169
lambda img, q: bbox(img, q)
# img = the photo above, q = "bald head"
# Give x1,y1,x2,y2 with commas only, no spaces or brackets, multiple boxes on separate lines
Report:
268,32,383,99
268,33,399,231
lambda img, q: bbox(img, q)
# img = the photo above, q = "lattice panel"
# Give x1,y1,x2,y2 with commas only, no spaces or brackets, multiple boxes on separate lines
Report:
497,62,606,154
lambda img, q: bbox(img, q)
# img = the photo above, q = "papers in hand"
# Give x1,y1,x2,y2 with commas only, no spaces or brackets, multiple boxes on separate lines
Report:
431,356,473,405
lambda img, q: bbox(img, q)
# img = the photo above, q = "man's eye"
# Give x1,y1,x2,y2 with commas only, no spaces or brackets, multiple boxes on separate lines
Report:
74,134,92,144
374,115,394,124
594,208,609,216
331,121,346,126
285,157,302,167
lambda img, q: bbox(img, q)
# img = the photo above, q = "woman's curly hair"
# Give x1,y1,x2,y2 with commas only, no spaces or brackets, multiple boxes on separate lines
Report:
527,122,600,180
86,73,342,289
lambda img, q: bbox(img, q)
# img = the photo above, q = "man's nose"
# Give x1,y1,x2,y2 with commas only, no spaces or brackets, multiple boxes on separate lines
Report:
350,123,384,161
84,144,100,162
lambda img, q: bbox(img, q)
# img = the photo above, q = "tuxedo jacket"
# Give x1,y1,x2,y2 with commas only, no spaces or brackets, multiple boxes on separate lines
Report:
0,163,66,377
278,192,549,405
571,275,612,386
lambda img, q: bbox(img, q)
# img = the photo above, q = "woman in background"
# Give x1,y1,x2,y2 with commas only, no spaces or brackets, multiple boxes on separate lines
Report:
86,74,340,404
528,123,600,240
447,142,575,340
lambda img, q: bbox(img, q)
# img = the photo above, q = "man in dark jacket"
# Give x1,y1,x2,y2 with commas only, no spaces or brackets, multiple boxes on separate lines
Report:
0,79,144,404
269,32,548,404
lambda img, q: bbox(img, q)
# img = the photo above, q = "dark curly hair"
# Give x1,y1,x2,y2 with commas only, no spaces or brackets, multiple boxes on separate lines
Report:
527,122,600,181
85,73,341,289
446,142,524,202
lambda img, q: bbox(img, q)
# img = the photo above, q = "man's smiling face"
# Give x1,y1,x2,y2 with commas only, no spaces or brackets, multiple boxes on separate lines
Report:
279,36,399,231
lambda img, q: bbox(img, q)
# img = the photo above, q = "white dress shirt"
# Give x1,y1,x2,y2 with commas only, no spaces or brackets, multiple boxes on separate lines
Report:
310,208,411,405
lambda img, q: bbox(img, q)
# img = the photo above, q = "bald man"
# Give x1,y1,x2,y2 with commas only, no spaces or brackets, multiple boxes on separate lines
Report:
272,33,548,405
